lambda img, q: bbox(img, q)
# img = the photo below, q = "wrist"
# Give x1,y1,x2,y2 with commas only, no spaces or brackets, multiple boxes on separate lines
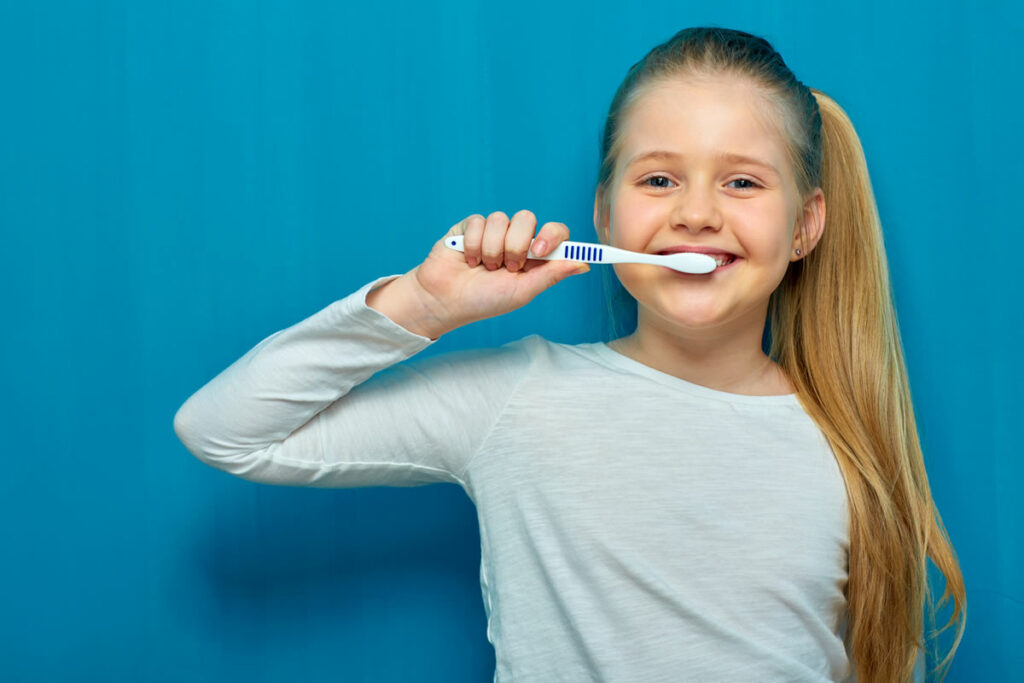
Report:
365,273,451,340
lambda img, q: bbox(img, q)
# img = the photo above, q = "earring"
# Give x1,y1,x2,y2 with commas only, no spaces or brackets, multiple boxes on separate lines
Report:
795,248,802,256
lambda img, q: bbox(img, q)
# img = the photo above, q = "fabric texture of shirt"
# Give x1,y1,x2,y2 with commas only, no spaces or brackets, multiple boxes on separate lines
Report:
174,273,924,682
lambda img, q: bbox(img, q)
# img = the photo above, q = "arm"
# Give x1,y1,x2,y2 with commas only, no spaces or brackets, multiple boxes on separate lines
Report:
172,274,527,491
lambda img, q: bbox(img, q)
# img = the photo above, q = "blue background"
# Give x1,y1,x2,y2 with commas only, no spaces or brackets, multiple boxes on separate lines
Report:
1,1,1020,680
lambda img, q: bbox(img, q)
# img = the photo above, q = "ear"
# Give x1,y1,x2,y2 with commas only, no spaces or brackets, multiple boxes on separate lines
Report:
792,187,826,261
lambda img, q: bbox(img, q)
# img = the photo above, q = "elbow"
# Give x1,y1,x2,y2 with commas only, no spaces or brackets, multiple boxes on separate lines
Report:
172,401,266,481
173,399,219,467
172,401,202,459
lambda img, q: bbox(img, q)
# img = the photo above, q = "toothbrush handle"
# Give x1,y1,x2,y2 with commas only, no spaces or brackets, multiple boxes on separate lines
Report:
443,235,659,266
528,239,649,264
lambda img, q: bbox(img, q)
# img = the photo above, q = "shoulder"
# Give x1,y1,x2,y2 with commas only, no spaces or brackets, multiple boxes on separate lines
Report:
509,334,614,372
397,333,582,381
395,335,616,398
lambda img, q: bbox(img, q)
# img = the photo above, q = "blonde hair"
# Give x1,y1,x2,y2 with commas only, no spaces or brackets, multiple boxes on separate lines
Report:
593,27,966,681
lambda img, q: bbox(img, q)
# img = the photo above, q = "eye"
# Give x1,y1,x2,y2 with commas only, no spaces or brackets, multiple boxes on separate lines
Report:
641,175,675,188
640,175,763,190
727,178,761,190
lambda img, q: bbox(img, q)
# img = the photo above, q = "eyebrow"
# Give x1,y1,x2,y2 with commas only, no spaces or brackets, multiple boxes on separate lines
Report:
625,149,781,178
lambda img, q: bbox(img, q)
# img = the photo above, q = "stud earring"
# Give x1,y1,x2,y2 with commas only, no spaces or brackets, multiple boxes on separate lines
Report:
795,248,802,256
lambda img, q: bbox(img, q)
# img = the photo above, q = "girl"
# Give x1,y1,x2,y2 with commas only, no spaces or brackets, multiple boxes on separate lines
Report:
174,27,965,682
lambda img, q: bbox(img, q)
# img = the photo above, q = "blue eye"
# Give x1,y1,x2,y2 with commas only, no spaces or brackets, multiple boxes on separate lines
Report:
642,175,761,190
642,175,674,188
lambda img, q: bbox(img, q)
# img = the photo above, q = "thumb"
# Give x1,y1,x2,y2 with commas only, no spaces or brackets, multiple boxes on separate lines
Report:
551,261,591,284
521,260,590,295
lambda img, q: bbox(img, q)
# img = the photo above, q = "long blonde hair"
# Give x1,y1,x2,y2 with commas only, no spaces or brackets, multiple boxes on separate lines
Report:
593,27,966,682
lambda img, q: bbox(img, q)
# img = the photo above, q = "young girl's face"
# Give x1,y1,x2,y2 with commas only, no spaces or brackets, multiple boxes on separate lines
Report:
597,76,810,335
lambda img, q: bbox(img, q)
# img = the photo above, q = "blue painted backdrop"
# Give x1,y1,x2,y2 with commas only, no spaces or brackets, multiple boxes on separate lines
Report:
0,1,1019,680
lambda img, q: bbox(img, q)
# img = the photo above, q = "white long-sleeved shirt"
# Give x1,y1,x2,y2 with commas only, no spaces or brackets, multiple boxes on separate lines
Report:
174,273,897,682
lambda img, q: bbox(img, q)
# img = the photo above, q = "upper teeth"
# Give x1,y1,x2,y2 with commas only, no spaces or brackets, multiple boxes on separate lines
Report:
661,251,735,266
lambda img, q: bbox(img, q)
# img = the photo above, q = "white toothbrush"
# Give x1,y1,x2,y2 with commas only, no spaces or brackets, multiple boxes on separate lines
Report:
443,235,718,274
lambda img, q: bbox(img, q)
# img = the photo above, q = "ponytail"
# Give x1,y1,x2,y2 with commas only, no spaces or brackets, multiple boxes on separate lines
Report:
768,90,967,682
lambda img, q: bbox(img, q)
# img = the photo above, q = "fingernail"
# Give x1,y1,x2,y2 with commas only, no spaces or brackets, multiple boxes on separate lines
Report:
532,240,547,256
574,264,590,275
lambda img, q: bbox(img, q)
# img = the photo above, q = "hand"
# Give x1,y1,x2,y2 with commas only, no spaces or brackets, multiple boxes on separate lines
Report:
401,210,590,334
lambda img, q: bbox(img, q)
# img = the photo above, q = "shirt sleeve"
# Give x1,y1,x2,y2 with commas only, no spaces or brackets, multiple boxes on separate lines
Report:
172,274,528,493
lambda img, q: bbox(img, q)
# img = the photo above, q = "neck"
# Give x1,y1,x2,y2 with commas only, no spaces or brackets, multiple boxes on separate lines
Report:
611,304,792,396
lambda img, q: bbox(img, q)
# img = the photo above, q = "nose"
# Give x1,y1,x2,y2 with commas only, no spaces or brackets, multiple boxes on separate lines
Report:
669,182,722,233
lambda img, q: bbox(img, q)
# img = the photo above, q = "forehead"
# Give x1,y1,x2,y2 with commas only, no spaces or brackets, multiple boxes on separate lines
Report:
619,78,789,173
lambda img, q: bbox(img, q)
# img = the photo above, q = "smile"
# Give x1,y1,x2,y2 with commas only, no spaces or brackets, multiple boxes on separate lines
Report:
662,256,741,276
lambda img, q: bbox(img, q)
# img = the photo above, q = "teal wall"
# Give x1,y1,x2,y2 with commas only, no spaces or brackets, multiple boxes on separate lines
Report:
1,1,1019,680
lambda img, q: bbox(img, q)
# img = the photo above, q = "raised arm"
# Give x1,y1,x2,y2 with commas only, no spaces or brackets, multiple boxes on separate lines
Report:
173,273,528,491
175,210,585,490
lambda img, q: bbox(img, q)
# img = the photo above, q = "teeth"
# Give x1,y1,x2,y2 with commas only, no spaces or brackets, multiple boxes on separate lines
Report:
661,251,736,267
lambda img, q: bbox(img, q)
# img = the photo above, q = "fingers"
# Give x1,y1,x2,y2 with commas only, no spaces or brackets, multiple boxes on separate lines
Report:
529,220,571,260
480,211,512,270
457,210,571,272
459,214,487,268
504,210,538,272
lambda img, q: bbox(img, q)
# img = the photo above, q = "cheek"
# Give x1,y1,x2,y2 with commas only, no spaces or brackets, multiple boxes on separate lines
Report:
610,199,659,247
746,235,793,273
736,204,796,259
753,230,791,257
609,262,657,303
